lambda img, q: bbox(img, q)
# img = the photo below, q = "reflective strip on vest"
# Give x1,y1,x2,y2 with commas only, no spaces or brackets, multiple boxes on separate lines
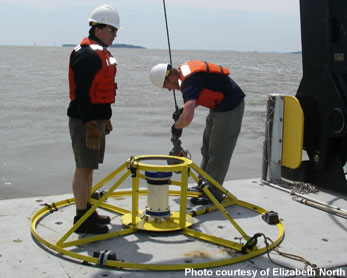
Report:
180,64,192,77
90,44,104,51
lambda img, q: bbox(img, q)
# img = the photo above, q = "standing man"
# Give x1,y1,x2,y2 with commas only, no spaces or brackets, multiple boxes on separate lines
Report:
67,4,120,233
150,60,245,205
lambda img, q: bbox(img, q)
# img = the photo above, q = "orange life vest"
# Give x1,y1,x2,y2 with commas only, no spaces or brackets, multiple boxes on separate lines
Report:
69,38,117,104
179,60,230,109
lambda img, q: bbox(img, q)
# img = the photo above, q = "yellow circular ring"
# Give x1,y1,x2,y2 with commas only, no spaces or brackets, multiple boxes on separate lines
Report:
31,190,284,270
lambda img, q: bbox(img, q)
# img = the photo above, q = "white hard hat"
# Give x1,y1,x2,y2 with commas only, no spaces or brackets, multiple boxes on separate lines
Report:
89,4,120,30
150,63,170,88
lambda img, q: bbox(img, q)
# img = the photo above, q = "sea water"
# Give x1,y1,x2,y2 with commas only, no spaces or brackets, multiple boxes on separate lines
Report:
0,46,302,199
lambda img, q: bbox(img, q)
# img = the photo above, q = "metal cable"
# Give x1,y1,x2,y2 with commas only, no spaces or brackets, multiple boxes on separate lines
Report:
262,96,275,180
162,0,178,111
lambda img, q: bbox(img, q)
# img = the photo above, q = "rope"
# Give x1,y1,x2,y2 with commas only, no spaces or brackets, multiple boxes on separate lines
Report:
259,233,318,273
162,0,178,111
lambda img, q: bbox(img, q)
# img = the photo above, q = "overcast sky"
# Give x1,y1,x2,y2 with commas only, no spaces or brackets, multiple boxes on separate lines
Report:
1,0,301,52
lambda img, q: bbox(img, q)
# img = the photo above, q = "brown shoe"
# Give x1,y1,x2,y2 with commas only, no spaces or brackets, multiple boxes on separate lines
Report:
89,210,111,225
87,203,111,225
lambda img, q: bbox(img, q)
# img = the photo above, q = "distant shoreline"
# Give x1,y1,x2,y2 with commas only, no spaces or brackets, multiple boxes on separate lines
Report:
0,45,300,53
62,43,146,49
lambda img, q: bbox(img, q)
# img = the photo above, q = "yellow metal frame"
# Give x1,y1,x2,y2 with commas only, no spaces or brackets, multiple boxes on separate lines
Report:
31,155,285,271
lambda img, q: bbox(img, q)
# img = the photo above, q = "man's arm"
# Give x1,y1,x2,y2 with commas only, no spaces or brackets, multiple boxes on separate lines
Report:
174,99,196,129
72,47,101,124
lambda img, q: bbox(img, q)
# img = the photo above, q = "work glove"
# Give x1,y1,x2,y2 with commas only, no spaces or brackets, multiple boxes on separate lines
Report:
171,124,182,138
85,121,102,150
172,107,183,122
105,119,113,135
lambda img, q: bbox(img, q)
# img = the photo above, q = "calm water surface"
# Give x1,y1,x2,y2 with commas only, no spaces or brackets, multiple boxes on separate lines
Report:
0,46,302,199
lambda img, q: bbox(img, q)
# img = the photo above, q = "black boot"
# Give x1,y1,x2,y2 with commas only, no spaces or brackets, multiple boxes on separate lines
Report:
73,215,109,234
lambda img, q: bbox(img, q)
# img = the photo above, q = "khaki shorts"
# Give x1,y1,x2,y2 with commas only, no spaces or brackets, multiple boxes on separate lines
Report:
69,118,106,169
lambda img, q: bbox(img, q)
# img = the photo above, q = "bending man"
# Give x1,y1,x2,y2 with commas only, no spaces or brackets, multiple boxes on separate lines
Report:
150,60,245,205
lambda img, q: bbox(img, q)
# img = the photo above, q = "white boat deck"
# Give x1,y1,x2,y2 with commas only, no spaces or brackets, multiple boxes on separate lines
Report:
1,178,346,278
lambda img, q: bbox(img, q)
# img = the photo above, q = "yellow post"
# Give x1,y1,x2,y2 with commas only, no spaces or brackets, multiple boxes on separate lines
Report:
179,167,188,228
131,169,140,226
